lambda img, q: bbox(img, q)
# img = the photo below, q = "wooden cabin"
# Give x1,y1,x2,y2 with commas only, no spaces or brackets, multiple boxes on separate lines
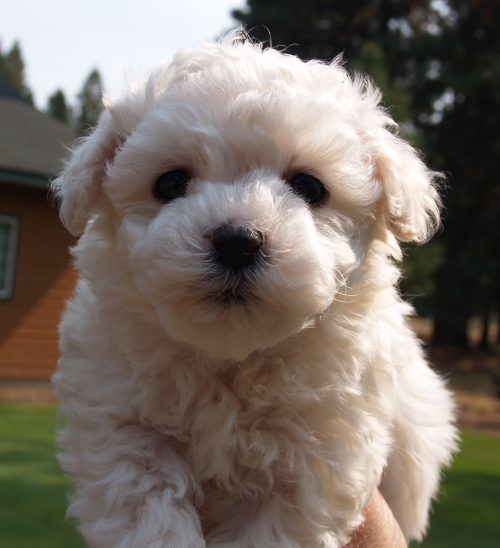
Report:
0,79,76,378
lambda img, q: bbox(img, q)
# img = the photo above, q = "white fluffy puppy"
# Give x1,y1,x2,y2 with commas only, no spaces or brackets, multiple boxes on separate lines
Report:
52,32,456,548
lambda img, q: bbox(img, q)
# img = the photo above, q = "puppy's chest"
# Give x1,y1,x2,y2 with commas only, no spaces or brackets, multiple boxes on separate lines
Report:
156,362,345,482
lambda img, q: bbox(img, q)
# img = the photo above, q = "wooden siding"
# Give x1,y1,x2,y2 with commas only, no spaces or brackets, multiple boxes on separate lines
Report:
0,183,77,378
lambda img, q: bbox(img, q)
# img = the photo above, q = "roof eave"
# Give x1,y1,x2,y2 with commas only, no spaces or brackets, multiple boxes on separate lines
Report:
0,168,51,189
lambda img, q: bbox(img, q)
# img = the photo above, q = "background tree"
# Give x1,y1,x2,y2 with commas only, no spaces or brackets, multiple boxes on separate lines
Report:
233,0,499,348
0,40,34,104
401,0,500,347
76,68,104,135
47,89,70,125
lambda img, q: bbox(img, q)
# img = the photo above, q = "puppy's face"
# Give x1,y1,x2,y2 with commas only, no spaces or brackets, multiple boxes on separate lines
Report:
55,38,439,360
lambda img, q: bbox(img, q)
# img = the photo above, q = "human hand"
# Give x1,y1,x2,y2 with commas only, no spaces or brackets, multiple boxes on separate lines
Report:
345,490,407,548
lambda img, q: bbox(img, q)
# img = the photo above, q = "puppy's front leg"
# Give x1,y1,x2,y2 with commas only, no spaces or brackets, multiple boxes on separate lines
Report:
57,405,205,548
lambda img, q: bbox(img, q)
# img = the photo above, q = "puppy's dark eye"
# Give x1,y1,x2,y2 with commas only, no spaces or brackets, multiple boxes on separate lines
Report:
154,170,191,202
287,173,327,206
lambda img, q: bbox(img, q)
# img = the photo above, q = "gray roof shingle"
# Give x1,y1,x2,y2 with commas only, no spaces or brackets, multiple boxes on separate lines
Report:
0,90,76,188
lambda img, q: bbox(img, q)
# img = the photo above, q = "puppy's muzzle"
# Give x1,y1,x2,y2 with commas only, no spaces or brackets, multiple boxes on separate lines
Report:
211,225,264,273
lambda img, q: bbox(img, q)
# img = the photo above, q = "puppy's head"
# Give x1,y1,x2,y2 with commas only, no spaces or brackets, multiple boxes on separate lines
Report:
54,32,440,360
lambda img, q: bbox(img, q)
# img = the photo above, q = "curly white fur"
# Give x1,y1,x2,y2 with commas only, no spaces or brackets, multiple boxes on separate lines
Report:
52,31,457,548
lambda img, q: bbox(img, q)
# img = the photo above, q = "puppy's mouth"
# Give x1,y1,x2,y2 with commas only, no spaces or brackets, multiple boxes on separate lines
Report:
211,286,254,305
206,266,262,306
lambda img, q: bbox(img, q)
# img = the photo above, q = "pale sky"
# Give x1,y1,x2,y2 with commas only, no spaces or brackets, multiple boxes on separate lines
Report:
2,0,246,110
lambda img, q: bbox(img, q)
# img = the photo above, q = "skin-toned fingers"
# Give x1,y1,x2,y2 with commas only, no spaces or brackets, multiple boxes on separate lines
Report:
345,490,407,548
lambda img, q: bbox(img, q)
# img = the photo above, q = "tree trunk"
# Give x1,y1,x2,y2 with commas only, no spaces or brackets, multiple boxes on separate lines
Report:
432,317,469,347
479,306,491,350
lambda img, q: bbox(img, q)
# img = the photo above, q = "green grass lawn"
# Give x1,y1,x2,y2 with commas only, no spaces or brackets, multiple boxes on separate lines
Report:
415,429,500,548
0,404,84,548
1,404,499,548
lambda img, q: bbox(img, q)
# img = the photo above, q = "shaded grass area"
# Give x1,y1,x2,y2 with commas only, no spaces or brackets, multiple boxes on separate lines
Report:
0,404,84,548
0,405,499,547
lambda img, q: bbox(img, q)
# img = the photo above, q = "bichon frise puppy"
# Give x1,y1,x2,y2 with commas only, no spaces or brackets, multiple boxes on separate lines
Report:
52,32,456,548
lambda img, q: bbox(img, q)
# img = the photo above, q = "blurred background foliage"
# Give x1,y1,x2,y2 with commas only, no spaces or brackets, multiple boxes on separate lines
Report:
1,0,498,348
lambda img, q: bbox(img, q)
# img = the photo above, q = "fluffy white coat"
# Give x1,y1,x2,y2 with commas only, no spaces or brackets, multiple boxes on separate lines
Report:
52,32,457,548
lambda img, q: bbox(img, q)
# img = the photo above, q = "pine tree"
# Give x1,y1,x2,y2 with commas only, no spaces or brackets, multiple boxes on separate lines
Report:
0,40,34,104
47,89,70,124
405,0,500,347
76,68,104,135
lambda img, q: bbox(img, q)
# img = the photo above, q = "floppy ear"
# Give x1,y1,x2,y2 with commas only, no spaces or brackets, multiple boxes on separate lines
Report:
373,130,442,243
52,110,122,236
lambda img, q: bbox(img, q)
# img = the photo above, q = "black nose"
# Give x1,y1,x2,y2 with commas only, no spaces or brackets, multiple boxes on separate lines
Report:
211,226,263,273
